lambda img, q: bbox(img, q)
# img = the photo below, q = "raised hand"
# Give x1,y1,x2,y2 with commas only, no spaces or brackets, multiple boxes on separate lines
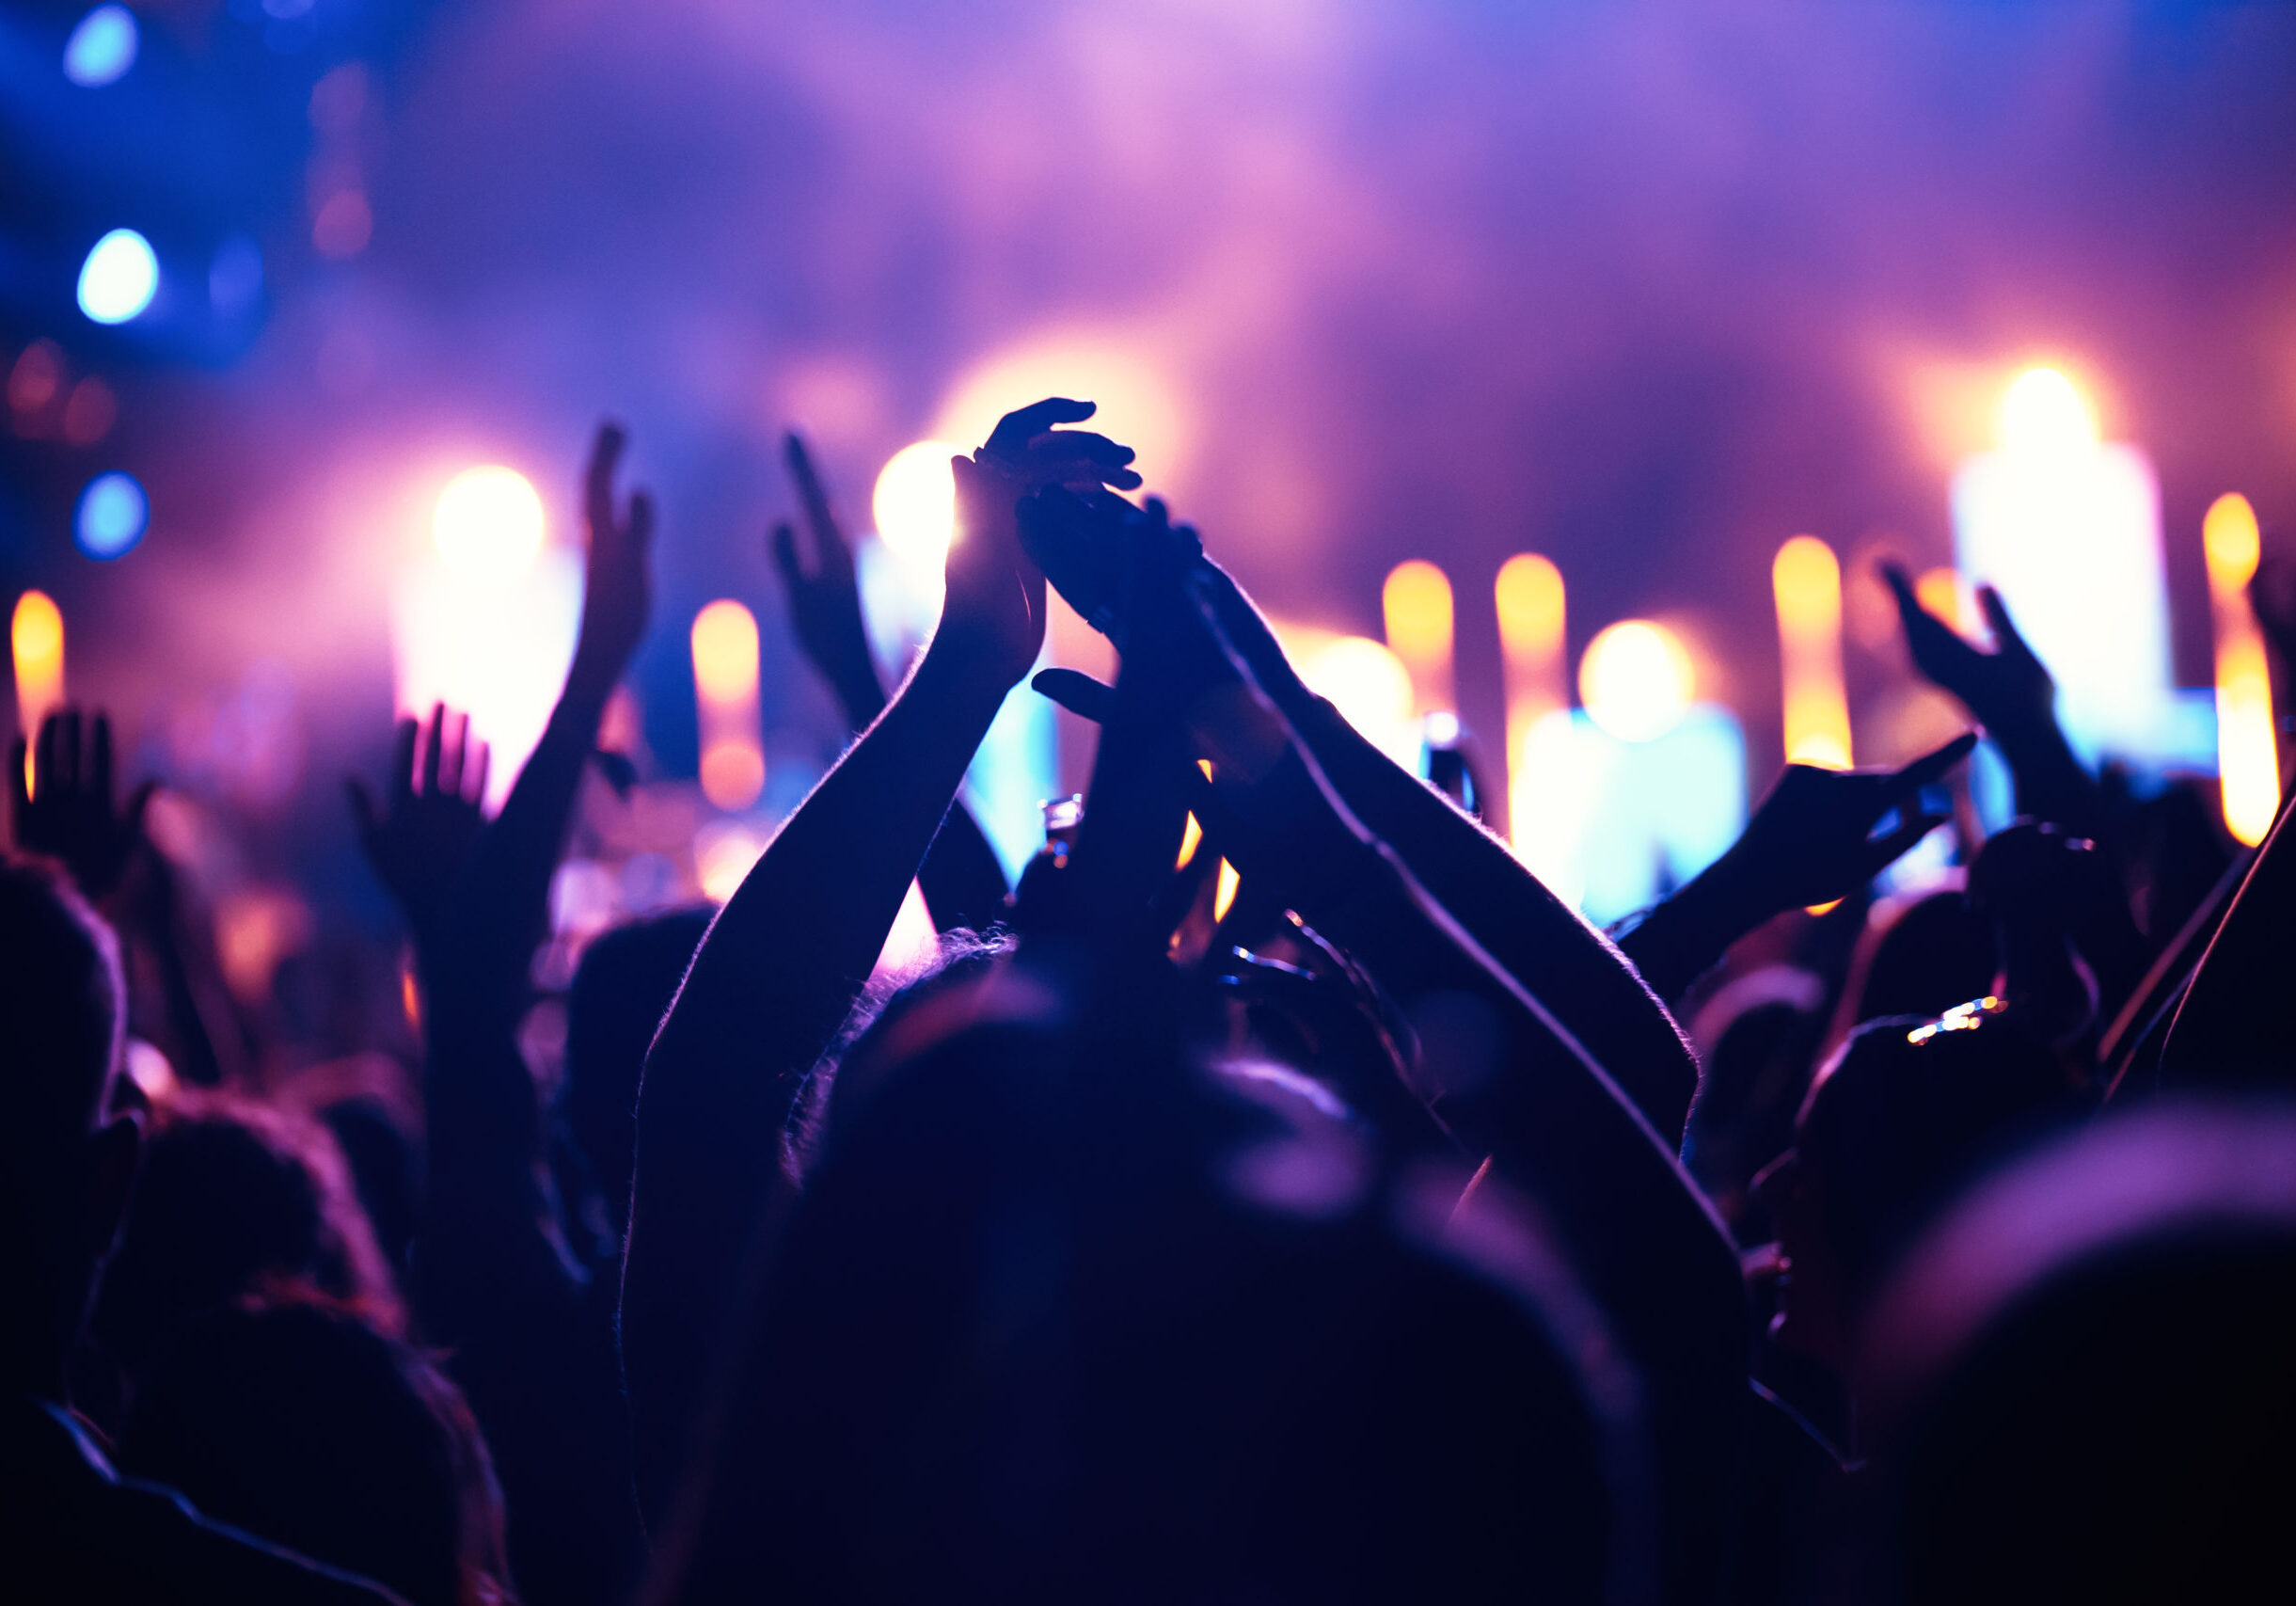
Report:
935,400,1139,692
1882,564,2053,736
1714,734,1977,916
9,708,154,900
569,421,657,706
770,432,885,727
347,704,488,951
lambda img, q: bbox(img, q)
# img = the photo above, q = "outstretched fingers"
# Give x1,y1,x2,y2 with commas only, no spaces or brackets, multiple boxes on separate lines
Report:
1887,731,1979,798
1033,667,1116,724
987,397,1097,453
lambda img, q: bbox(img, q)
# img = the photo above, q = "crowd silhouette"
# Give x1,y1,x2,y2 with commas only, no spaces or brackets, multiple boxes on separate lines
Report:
5,396,2294,1604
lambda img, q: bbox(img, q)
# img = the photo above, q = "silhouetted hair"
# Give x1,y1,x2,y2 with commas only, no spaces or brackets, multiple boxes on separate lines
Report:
116,1295,509,1606
1797,1009,2073,1299
563,906,713,1228
93,1089,403,1374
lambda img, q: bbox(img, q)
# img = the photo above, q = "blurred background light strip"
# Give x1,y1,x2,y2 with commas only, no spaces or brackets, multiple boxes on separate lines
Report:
690,599,766,812
12,591,65,789
1772,534,1852,769
1495,553,1567,848
2202,493,2279,846
1950,365,2171,766
1381,559,1454,715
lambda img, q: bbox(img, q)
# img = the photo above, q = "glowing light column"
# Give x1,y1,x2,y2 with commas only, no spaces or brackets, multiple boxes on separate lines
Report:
691,600,765,811
1496,554,1567,848
1383,560,1454,715
1772,535,1852,769
12,592,64,788
2203,494,2280,845
1951,368,2170,764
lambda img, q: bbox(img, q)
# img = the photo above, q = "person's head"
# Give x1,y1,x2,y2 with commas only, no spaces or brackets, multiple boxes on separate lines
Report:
669,949,1642,1603
0,853,134,1395
562,905,713,1230
115,1295,508,1606
1756,999,2074,1370
1835,888,1996,1031
1861,1103,2296,1604
91,1087,402,1380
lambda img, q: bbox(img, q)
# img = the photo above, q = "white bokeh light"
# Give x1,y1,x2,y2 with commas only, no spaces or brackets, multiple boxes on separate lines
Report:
1578,620,1694,744
76,229,158,325
434,466,546,578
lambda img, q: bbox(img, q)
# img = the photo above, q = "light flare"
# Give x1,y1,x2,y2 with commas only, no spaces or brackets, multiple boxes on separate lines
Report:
2203,493,2279,846
1773,535,1852,769
1382,560,1454,714
1579,621,1693,745
690,599,766,811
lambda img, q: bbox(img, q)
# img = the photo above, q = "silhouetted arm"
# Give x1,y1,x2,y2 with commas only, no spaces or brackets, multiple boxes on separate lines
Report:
773,431,1011,932
2160,786,2296,1087
624,402,1138,1521
1617,736,1974,1002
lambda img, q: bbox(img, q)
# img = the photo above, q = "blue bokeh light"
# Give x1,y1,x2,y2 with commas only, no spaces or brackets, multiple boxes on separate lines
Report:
77,230,158,325
75,472,148,559
63,6,138,87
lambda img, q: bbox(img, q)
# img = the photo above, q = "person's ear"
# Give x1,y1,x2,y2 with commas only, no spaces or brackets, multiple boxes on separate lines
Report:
83,1113,138,1263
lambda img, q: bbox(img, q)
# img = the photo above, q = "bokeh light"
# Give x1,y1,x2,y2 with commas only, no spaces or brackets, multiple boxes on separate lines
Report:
1579,620,1694,744
1302,634,1417,763
1772,534,1851,769
12,591,65,783
74,470,148,559
63,5,138,87
434,466,546,577
1997,366,2098,455
691,599,765,811
2203,493,2278,848
1382,559,1454,713
871,440,961,578
694,820,766,904
77,229,159,326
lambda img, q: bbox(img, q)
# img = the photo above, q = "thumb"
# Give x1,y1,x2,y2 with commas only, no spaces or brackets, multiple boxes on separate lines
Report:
1032,667,1116,723
1978,585,2038,665
1860,811,1950,879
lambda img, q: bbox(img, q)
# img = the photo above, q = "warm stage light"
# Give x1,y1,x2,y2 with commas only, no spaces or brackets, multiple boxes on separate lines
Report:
434,467,546,578
1997,367,2098,456
1302,635,1417,763
64,6,137,87
872,440,961,579
1579,620,1693,745
1382,560,1454,713
77,230,158,326
13,592,65,786
1773,535,1852,769
691,599,765,811
74,471,147,560
2203,493,2279,847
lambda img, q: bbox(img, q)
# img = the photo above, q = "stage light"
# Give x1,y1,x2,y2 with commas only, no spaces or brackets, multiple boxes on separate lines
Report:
1382,560,1454,713
695,821,767,903
1954,363,2170,765
63,379,115,447
77,230,158,326
872,440,961,578
1579,620,1693,744
691,600,766,811
8,342,62,419
1302,635,1417,764
2203,493,2279,847
74,471,147,559
1773,535,1852,769
12,592,64,786
1214,860,1241,923
1997,367,2098,456
63,6,137,87
434,467,546,578
1496,552,1567,844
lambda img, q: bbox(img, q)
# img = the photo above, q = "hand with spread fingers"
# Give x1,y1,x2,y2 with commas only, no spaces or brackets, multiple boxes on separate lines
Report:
346,703,489,954
771,432,887,728
1716,734,1979,918
10,708,156,902
568,421,657,707
1882,564,2053,739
